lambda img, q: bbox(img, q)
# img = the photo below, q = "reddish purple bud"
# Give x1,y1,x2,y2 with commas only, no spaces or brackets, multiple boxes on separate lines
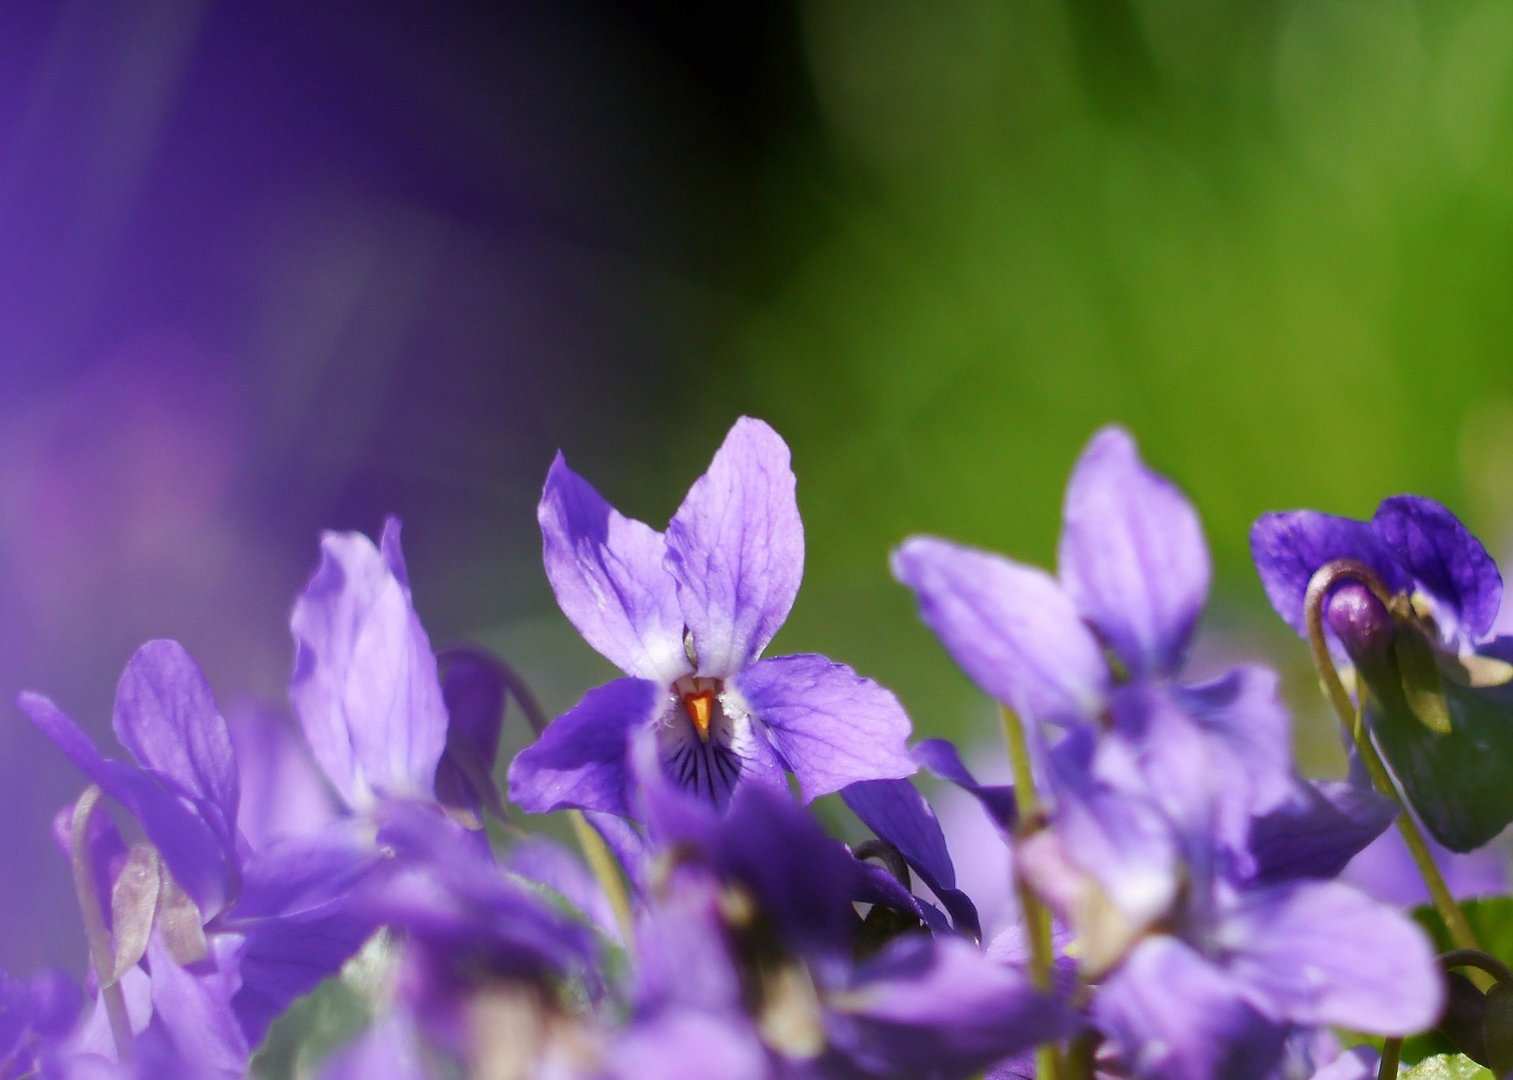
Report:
1325,583,1394,669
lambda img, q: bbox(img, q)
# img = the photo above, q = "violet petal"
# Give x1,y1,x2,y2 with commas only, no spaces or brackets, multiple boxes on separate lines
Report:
892,536,1107,727
1250,511,1408,637
113,640,239,858
1094,936,1285,1080
1373,495,1502,641
289,519,449,809
664,417,804,677
1220,879,1442,1033
730,654,915,801
507,677,663,817
1058,426,1209,677
539,453,688,683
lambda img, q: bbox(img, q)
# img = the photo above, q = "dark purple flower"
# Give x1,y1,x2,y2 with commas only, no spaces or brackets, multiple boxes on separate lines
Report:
325,804,602,1078
1252,495,1513,850
510,417,916,817
620,765,1067,1079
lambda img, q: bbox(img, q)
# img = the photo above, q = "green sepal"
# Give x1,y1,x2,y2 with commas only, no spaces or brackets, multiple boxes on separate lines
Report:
1394,623,1453,734
1360,659,1513,852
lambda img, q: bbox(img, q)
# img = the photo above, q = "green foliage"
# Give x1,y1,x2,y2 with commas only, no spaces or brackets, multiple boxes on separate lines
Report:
1401,1053,1495,1080
1414,897,1513,960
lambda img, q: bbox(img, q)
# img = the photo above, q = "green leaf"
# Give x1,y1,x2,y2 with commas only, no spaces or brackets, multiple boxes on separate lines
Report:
1414,897,1513,961
1362,662,1513,851
1400,1053,1495,1079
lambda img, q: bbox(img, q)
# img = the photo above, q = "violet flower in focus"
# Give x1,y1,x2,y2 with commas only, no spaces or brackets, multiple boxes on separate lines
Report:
510,417,916,819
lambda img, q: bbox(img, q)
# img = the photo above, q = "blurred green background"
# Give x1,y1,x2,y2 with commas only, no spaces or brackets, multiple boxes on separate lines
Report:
509,0,1513,772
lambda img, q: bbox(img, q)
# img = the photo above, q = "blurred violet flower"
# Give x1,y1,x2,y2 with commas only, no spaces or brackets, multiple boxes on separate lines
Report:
1018,725,1441,1080
325,805,603,1080
893,428,1315,866
1252,495,1513,850
892,428,1440,1078
1342,822,1506,908
18,640,383,1072
612,750,1068,1079
510,417,915,818
290,517,452,812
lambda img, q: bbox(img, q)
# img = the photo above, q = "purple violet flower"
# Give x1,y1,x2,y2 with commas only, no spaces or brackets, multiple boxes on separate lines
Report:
1017,725,1442,1080
19,641,384,1069
290,517,450,813
509,417,916,817
892,428,1309,863
617,753,1068,1079
1252,495,1513,850
890,428,1441,1077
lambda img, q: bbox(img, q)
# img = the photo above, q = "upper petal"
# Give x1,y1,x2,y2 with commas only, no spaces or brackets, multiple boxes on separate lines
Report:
20,692,234,918
1250,510,1409,636
1372,495,1502,641
289,518,449,810
113,641,239,859
1057,426,1209,677
730,654,916,801
539,453,688,683
892,536,1107,727
664,417,803,677
506,677,663,817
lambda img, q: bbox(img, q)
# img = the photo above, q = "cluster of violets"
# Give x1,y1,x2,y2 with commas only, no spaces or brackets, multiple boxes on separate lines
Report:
9,417,1513,1079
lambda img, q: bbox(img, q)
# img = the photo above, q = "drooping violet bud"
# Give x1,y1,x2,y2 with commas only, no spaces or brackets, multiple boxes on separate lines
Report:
1325,582,1394,670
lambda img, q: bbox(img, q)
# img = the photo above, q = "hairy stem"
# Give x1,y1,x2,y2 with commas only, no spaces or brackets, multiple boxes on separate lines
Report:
569,811,636,949
1001,706,1063,1080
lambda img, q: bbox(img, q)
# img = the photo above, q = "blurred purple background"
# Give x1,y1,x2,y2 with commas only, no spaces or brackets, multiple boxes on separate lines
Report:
0,1,812,973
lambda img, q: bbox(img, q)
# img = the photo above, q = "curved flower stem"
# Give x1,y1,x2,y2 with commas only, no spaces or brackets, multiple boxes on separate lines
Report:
1303,561,1479,954
1001,705,1064,1080
853,839,911,887
1440,947,1513,988
1377,949,1513,1079
494,657,550,737
70,786,133,1062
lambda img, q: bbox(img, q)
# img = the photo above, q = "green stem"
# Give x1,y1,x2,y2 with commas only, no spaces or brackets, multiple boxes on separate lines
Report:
1001,705,1063,1080
70,786,134,1061
1303,562,1479,954
1376,1037,1402,1080
569,810,636,949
